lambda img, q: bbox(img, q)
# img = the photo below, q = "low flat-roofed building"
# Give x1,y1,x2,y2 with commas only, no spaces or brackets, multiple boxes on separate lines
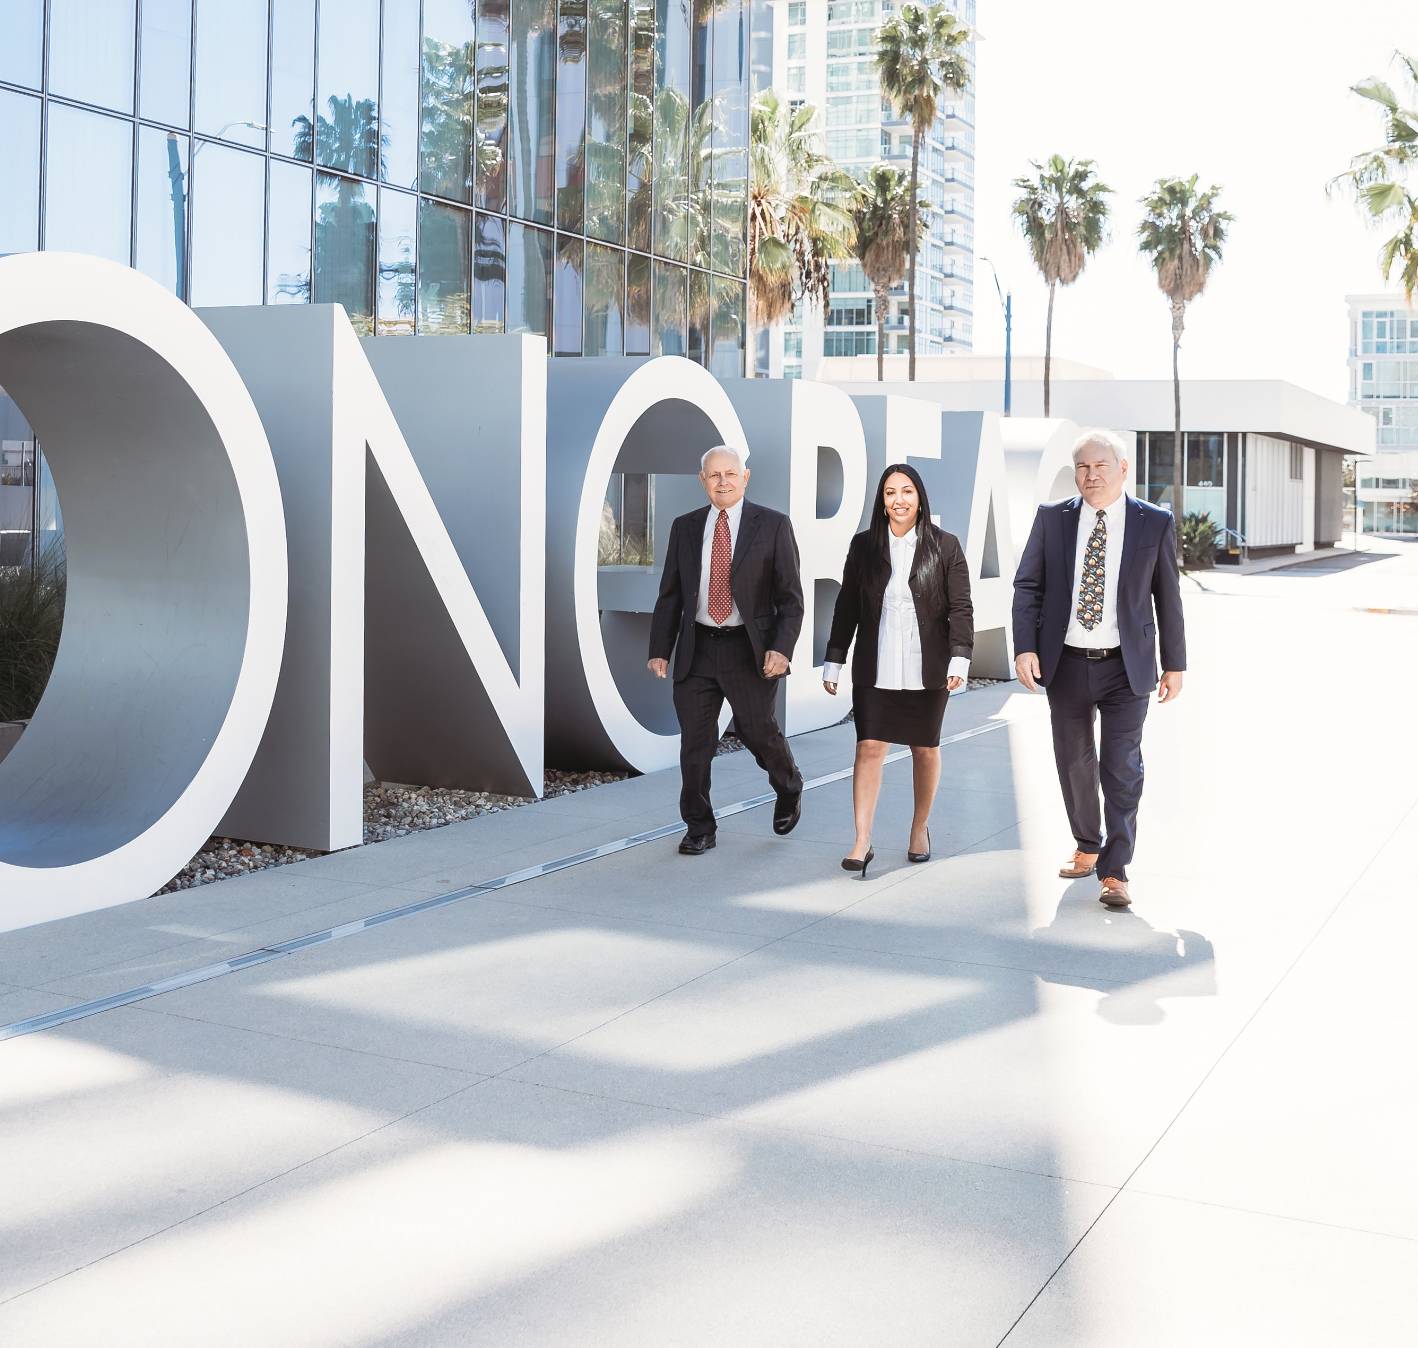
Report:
822,355,1375,561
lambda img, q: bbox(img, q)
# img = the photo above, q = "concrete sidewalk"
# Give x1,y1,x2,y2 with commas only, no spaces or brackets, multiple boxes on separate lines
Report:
1,547,1416,1346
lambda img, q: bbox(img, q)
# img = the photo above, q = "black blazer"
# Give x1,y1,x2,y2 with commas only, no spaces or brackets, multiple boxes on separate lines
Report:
825,525,974,689
1011,495,1187,697
648,501,805,682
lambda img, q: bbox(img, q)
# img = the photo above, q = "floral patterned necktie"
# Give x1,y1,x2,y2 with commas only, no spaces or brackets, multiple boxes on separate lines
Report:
708,509,733,624
1076,508,1107,630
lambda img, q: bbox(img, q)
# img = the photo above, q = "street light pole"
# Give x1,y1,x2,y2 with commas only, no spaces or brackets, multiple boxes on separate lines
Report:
980,255,1012,416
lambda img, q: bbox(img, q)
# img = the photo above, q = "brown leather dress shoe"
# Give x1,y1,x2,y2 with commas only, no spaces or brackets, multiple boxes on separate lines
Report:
1098,877,1131,908
1059,849,1099,879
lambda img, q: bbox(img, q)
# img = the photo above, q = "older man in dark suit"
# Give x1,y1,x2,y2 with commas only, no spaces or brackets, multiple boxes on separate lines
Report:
648,445,805,855
1012,429,1187,908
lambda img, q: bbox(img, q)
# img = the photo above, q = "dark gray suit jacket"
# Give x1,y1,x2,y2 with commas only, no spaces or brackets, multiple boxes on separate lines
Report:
648,501,805,682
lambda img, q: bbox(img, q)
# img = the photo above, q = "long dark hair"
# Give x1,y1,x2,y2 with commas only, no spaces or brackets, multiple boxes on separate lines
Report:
865,463,947,609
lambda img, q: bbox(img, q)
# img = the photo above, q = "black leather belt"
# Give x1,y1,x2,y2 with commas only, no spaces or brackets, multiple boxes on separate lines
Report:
1062,645,1122,661
695,622,747,636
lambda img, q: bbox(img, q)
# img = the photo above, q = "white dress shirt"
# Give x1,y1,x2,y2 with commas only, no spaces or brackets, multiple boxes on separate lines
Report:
1064,491,1128,649
822,528,970,688
695,498,744,626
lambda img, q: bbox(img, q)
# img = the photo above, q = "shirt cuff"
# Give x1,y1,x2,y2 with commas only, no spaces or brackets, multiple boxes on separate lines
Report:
822,662,843,684
948,655,970,683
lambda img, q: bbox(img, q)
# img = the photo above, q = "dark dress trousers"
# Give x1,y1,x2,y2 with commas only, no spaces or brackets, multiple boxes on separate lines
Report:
649,501,805,835
1011,495,1187,880
825,526,974,747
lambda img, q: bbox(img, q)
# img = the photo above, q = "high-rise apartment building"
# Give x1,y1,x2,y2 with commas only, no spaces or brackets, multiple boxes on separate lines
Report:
760,0,976,379
1347,293,1418,535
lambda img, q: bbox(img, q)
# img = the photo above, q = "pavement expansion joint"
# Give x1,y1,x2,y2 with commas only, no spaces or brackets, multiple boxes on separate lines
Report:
0,717,1013,1043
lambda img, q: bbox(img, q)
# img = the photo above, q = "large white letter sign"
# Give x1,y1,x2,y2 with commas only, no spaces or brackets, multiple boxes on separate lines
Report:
201,308,545,850
722,379,868,736
544,357,749,773
0,253,287,931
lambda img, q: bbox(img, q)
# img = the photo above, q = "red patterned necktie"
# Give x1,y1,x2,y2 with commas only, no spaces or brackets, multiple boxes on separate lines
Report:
708,508,733,624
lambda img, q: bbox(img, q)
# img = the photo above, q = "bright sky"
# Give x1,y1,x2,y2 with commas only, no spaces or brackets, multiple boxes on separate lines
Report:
969,0,1415,403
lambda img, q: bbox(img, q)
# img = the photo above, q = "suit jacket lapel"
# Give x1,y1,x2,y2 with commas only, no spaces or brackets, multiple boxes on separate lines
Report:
731,501,762,579
1062,496,1083,591
1119,495,1145,582
685,504,710,599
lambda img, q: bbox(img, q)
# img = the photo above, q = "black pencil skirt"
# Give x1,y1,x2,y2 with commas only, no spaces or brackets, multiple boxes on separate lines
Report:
852,683,950,748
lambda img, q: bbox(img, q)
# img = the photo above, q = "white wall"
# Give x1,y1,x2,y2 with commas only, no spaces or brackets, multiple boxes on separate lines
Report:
1245,434,1305,547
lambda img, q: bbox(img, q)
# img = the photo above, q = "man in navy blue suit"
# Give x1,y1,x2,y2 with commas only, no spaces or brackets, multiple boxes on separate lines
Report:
1012,429,1187,908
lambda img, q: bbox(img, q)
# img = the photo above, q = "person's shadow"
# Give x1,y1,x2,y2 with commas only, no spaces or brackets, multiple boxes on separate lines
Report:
1030,893,1216,1025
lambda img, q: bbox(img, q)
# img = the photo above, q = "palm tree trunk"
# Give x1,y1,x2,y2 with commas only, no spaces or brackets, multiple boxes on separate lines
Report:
1171,298,1185,529
875,282,887,382
907,129,921,382
1044,280,1056,418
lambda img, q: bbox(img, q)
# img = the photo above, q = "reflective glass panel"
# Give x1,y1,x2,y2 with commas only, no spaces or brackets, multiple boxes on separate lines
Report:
475,0,510,211
508,0,556,224
1144,432,1176,509
418,199,472,333
583,242,624,356
1185,432,1226,488
553,233,584,355
687,267,709,364
625,0,655,251
135,126,189,295
315,171,376,334
317,0,380,177
377,188,417,334
652,259,687,356
140,0,192,127
688,0,712,268
271,0,316,161
49,0,135,113
585,0,627,243
267,158,313,302
420,0,476,202
381,0,421,190
625,251,651,354
555,0,587,232
653,0,690,260
506,221,552,337
709,0,747,276
709,274,744,378
194,0,267,148
473,213,507,333
0,91,41,254
0,0,43,89
45,104,132,263
190,141,264,305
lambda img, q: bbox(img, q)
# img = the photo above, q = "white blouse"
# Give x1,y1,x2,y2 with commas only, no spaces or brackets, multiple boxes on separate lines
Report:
822,529,970,690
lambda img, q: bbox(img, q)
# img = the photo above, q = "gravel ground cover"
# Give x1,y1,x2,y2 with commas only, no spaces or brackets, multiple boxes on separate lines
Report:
156,678,1005,894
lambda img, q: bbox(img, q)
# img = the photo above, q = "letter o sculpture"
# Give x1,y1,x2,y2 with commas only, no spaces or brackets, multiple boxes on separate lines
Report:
0,254,288,932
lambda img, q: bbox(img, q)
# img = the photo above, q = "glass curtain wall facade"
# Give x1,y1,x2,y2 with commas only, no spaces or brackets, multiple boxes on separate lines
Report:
1345,294,1418,536
0,0,752,569
773,0,975,379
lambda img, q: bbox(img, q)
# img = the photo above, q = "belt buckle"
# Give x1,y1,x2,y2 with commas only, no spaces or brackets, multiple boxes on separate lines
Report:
1085,648,1106,661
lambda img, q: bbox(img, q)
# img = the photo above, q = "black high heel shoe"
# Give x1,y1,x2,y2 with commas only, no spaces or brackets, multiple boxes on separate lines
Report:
841,844,875,877
907,828,931,864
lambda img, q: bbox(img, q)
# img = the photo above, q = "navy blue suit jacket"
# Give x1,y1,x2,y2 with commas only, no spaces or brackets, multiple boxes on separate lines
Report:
1011,495,1187,697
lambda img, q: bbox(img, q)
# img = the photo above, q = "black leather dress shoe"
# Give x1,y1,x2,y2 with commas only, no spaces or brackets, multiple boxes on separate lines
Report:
772,791,802,836
678,832,716,856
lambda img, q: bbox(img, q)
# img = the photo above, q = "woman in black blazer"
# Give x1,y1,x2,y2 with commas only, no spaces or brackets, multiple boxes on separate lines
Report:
823,463,974,874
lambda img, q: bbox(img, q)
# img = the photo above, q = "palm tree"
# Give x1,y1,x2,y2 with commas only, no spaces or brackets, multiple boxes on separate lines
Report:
1137,176,1233,517
1011,155,1112,415
875,2,970,381
852,164,926,383
746,89,855,375
1331,51,1418,300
